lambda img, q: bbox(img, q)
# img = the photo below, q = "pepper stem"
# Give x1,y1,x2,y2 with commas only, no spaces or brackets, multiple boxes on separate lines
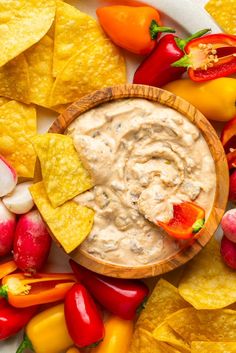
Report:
16,334,33,353
175,28,211,51
149,20,175,40
192,218,205,234
171,54,191,68
0,285,8,299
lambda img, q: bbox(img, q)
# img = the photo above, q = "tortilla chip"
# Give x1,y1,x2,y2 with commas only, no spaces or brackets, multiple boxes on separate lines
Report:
137,329,181,353
0,101,36,177
53,1,107,77
135,279,190,332
32,134,93,207
153,323,190,353
167,308,236,343
0,54,30,103
205,0,236,34
0,97,10,106
191,341,236,353
178,238,236,309
30,182,94,253
0,0,56,67
49,36,126,106
25,35,54,108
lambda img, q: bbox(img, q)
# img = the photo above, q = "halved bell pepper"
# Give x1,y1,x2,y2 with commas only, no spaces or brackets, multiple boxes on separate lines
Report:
0,272,76,308
227,150,236,170
157,202,205,239
0,260,17,280
172,33,236,82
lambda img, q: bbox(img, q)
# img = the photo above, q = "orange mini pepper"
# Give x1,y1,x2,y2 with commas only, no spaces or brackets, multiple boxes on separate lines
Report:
96,6,175,55
0,260,17,280
0,273,76,308
157,202,205,239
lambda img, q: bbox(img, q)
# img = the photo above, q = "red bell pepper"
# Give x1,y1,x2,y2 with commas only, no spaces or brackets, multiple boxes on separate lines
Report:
64,283,104,348
0,272,76,308
221,116,236,153
157,202,205,239
227,150,236,170
0,298,37,340
70,260,149,320
133,29,210,87
172,33,236,82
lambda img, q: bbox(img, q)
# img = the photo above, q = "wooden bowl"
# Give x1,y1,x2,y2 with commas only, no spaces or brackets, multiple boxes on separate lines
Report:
49,84,229,278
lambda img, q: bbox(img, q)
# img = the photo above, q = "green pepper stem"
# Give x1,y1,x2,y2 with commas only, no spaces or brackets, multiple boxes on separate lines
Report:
175,28,211,51
0,285,8,299
192,219,205,234
16,334,33,353
171,54,191,68
149,20,175,40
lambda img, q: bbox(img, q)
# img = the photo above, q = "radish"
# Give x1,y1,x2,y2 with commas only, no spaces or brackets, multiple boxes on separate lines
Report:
220,235,236,270
221,209,236,243
0,156,17,197
229,170,236,202
13,210,52,273
0,200,16,257
3,181,34,214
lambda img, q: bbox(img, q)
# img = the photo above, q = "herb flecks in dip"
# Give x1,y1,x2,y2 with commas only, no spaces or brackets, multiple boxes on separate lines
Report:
68,99,216,266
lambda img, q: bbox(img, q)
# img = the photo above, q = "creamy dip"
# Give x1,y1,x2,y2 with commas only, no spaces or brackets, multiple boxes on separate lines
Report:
67,99,216,266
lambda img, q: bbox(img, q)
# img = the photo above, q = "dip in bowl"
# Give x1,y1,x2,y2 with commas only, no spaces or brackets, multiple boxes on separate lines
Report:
50,84,228,278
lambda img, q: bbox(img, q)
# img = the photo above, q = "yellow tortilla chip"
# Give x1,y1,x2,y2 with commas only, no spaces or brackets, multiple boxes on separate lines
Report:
137,329,181,353
205,0,236,34
49,36,126,106
153,322,190,353
0,0,56,67
30,182,94,253
178,238,236,309
136,279,190,332
191,341,236,353
0,101,36,177
0,54,30,103
32,134,93,207
0,97,10,106
167,308,236,343
53,1,107,77
25,35,54,108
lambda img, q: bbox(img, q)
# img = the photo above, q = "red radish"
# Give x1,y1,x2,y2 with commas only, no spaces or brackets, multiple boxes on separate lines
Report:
0,200,16,257
13,210,52,273
229,170,236,202
3,181,34,214
221,209,236,243
0,156,17,197
220,235,236,270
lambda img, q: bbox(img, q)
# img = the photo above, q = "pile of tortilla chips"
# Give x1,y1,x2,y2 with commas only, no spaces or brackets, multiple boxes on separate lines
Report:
129,238,236,353
30,133,94,253
0,0,126,111
205,0,236,35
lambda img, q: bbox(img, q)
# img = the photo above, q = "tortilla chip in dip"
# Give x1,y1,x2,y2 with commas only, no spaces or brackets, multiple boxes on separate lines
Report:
0,101,36,177
0,0,56,67
178,238,236,309
49,36,126,106
0,54,30,103
167,308,236,343
53,0,107,77
30,181,94,253
191,341,236,353
25,35,54,108
32,133,93,208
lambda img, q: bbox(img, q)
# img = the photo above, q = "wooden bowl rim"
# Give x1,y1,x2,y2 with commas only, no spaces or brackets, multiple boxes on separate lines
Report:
49,84,229,278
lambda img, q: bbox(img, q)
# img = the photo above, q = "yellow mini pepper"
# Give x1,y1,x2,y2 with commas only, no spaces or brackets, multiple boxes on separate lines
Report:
16,303,73,353
163,77,236,122
90,315,133,353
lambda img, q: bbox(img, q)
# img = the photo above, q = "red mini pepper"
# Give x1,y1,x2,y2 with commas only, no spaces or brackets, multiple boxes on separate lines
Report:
70,260,149,320
220,116,236,170
133,29,210,87
172,33,236,82
157,202,205,239
0,298,37,340
64,283,104,348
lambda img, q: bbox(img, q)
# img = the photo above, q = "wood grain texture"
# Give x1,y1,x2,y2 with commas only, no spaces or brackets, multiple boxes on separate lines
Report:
49,84,229,278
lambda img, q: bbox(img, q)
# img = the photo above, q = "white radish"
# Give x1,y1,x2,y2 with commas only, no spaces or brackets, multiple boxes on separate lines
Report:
3,181,34,214
0,156,17,197
0,200,16,256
